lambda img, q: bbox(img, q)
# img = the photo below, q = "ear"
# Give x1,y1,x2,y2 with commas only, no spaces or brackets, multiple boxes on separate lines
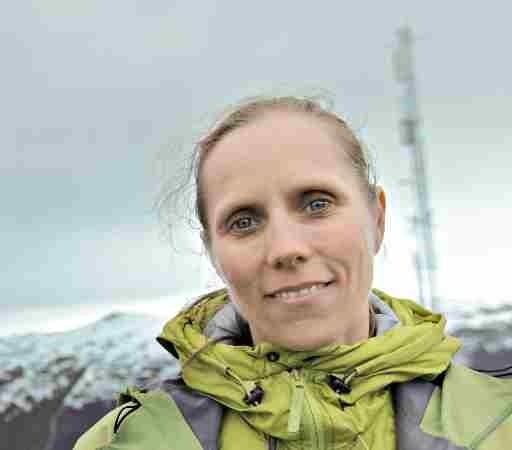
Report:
372,186,386,254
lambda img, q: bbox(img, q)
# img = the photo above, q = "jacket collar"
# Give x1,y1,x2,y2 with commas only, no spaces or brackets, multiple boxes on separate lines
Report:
202,290,401,344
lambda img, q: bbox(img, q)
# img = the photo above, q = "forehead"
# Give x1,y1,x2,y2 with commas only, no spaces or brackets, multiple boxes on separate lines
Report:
201,111,356,214
204,111,353,177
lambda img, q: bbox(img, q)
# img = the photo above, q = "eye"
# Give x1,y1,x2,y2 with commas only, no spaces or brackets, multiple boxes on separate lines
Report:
228,214,259,233
305,198,332,214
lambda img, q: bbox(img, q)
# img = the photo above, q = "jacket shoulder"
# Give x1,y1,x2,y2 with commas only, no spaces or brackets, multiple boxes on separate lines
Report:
73,386,203,450
421,363,512,449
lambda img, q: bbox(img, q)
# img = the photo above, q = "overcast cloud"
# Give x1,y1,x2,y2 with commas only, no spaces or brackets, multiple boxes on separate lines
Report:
1,1,511,335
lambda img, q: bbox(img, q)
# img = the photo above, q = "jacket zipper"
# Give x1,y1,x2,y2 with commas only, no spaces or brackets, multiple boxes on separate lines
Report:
269,369,334,449
268,369,306,450
288,368,305,433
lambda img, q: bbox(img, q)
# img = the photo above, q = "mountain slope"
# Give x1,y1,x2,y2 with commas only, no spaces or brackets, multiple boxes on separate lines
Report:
0,311,178,450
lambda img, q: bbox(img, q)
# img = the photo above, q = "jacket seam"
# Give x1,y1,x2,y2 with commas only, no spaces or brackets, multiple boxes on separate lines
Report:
469,401,512,449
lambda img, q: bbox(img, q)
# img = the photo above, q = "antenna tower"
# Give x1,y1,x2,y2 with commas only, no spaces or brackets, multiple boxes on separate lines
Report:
393,26,439,312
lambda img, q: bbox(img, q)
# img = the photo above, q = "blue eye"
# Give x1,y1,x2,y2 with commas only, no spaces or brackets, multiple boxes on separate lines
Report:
306,198,331,213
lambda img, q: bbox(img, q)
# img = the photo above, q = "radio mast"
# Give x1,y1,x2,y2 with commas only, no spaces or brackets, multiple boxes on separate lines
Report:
393,26,439,312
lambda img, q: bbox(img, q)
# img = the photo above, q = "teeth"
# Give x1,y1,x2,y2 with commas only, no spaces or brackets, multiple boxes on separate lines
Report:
273,283,328,299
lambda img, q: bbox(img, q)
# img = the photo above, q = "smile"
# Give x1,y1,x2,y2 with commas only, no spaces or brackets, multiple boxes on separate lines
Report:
270,282,331,300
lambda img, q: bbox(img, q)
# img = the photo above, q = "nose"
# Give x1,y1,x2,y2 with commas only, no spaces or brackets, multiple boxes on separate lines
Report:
265,214,311,270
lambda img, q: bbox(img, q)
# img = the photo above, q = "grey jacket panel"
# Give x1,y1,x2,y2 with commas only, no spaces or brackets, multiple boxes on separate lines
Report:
152,378,223,450
393,379,467,450
369,291,401,336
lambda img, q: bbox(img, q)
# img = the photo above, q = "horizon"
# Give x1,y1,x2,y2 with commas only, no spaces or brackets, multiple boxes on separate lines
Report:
2,285,509,339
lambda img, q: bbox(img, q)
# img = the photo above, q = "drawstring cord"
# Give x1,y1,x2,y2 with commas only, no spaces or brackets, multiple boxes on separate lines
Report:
224,366,265,406
288,368,358,434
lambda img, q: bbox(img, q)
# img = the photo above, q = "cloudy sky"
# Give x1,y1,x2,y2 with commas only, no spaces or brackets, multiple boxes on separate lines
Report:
2,1,511,336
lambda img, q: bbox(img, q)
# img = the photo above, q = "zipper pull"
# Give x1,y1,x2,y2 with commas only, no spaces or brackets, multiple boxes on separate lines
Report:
287,369,305,433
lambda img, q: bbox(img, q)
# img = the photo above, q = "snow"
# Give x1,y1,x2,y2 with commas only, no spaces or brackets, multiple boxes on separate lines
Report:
0,311,178,420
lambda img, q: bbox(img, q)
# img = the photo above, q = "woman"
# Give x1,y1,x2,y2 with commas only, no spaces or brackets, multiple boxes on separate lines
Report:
74,97,512,450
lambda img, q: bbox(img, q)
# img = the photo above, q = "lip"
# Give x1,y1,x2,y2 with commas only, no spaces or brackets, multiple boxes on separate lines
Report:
265,280,333,297
267,281,335,305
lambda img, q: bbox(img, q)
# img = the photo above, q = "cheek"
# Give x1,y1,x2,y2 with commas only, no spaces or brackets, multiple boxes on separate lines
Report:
322,220,369,252
213,244,258,292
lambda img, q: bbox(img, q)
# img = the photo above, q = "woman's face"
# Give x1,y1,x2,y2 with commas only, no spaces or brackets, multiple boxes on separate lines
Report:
202,111,386,350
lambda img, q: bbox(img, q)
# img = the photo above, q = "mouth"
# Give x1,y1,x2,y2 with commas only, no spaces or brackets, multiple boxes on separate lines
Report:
266,281,334,300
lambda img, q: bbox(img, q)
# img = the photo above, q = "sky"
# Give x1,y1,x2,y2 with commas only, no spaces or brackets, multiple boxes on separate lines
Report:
2,1,511,336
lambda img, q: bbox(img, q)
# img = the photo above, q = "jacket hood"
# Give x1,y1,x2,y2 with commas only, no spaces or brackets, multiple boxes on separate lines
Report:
157,288,461,443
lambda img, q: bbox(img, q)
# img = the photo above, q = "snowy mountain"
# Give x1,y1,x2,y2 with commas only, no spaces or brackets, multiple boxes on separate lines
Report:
1,311,179,450
449,303,512,353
